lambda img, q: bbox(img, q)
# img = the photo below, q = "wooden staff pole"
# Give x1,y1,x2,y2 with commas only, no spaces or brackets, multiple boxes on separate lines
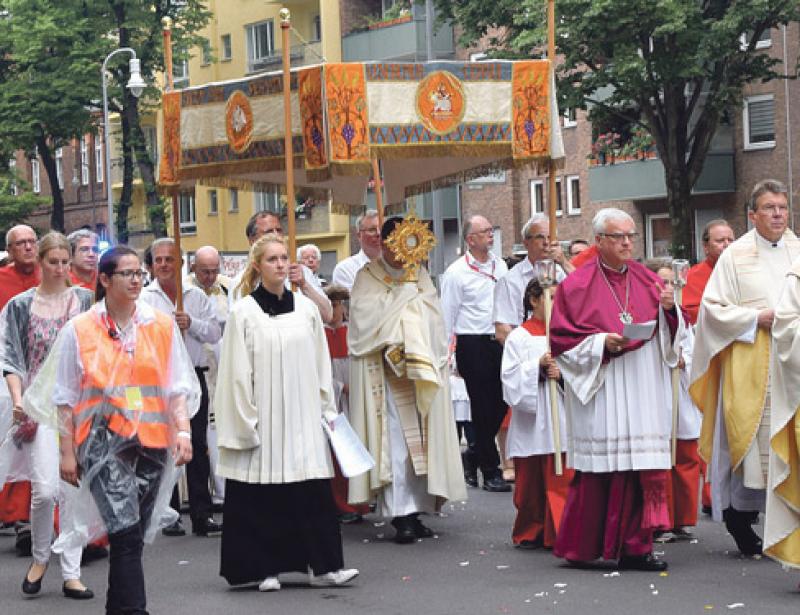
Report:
371,158,385,229
671,286,684,465
162,17,183,312
545,0,563,476
280,9,297,281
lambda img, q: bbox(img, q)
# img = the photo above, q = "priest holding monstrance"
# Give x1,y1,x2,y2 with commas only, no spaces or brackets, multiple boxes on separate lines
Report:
347,214,466,545
550,208,686,571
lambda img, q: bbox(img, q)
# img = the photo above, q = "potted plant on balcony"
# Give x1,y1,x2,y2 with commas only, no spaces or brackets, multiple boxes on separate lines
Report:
592,132,620,165
630,126,656,160
366,1,412,30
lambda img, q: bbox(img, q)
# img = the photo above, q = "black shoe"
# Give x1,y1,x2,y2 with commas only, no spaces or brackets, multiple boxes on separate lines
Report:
162,520,186,537
192,518,222,536
464,472,478,488
338,512,363,525
63,582,94,600
617,553,668,572
22,562,47,595
482,476,512,493
409,514,434,538
81,544,109,565
15,528,32,557
391,516,416,544
462,451,478,487
515,537,544,550
723,507,763,556
701,505,712,516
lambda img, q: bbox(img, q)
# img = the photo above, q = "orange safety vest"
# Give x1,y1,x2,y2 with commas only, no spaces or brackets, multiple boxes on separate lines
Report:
71,309,174,449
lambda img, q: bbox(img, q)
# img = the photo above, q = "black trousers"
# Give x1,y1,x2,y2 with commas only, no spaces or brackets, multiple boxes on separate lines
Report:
171,368,213,526
83,433,166,615
455,335,507,478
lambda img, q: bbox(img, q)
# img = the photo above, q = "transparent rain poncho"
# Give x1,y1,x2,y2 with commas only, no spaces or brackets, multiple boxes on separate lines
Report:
22,299,200,551
0,287,94,485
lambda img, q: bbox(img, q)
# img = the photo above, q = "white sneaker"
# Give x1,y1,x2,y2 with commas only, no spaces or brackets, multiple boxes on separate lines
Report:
258,577,281,592
309,568,359,586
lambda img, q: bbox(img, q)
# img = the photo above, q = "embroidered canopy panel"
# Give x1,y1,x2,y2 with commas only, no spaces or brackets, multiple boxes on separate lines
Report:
159,60,565,205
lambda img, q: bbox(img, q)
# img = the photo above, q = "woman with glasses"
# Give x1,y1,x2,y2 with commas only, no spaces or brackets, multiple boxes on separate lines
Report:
216,234,358,591
23,245,199,614
0,232,94,599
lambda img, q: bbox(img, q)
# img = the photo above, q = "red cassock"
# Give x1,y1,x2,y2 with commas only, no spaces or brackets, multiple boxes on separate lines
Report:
324,326,369,516
680,260,713,509
665,439,701,528
509,319,574,548
570,244,599,269
0,264,40,526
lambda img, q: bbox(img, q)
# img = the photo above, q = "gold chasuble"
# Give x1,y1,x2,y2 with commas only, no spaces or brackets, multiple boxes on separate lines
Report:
347,260,466,508
691,230,800,471
766,262,800,568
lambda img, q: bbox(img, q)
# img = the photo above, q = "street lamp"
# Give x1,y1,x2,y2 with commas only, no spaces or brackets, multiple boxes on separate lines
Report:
102,48,145,244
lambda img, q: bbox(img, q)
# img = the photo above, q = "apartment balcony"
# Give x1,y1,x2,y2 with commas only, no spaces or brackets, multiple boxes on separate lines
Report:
247,41,324,74
342,8,454,62
588,152,735,202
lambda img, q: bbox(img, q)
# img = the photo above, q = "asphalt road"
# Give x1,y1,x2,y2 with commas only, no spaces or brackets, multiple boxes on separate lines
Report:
1,487,798,615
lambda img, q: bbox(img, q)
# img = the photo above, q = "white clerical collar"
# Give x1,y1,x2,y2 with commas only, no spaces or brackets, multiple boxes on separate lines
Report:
755,230,785,249
599,259,628,273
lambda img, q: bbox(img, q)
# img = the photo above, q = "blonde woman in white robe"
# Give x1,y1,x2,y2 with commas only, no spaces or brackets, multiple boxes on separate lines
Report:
215,234,358,592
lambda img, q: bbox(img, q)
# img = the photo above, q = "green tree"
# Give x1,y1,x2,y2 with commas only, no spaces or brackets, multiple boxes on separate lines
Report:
436,0,800,258
0,161,47,244
99,0,211,243
0,0,109,232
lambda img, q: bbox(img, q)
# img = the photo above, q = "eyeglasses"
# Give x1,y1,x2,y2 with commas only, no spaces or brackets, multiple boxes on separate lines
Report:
599,232,638,243
758,204,789,214
78,245,100,254
112,269,147,280
469,228,494,237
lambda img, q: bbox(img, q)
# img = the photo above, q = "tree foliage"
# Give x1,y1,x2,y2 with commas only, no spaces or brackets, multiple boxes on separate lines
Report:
436,0,800,258
0,0,110,232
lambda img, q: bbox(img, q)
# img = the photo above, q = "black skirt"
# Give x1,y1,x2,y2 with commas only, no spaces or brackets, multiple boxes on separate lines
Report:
220,478,345,585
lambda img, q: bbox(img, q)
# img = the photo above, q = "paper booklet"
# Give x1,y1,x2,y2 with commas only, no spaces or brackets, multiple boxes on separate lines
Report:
322,414,375,478
622,320,656,340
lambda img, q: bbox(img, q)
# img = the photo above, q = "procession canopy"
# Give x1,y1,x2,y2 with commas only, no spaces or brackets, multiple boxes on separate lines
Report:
159,60,565,206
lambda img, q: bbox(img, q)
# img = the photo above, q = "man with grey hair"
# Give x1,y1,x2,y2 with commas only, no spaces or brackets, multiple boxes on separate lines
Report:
550,207,685,571
298,243,326,286
493,213,573,344
67,228,99,289
690,179,800,558
142,237,222,537
332,210,382,291
441,215,509,491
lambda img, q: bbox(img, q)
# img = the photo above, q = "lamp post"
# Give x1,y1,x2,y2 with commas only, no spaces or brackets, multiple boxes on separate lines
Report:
101,48,146,244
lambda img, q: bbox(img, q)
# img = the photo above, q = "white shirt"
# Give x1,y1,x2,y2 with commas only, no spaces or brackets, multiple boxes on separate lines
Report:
331,250,370,291
185,274,230,363
493,258,566,327
440,251,508,338
229,264,327,307
141,279,221,368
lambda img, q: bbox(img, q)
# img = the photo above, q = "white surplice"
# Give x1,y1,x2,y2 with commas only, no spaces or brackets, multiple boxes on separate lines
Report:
556,307,683,472
214,292,335,484
501,326,567,458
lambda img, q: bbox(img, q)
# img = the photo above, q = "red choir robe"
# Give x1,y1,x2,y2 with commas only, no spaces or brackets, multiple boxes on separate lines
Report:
507,318,574,548
0,264,40,526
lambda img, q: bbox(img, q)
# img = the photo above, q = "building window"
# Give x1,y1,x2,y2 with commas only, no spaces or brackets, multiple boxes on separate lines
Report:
554,178,563,217
229,188,239,212
173,60,189,88
179,192,197,234
246,20,275,72
743,94,775,150
55,147,64,189
312,15,321,42
80,138,89,185
566,175,581,215
646,212,671,258
95,137,103,184
563,108,577,128
221,34,232,60
31,152,40,194
254,187,280,213
142,126,158,164
208,189,218,215
740,29,771,50
530,179,544,214
202,44,212,66
8,159,17,195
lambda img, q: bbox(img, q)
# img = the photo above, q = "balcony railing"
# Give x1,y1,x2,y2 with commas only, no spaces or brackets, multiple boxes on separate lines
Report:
247,41,323,74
